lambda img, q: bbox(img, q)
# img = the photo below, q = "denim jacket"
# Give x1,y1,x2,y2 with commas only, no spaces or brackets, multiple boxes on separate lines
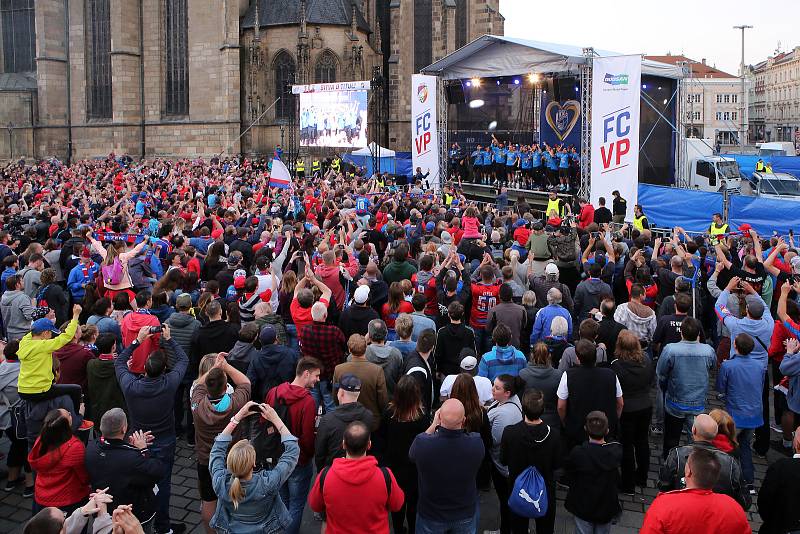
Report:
209,432,300,534
779,351,800,414
716,354,765,429
656,340,716,417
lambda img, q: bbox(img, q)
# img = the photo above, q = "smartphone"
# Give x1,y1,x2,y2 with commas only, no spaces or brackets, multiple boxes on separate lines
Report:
149,325,163,334
200,281,208,291
248,403,264,414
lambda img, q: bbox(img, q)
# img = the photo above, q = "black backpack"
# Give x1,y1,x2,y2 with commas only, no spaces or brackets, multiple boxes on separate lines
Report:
246,395,296,471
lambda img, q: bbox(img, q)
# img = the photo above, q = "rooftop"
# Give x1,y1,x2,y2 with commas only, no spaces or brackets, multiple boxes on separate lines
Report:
241,0,370,33
645,54,736,78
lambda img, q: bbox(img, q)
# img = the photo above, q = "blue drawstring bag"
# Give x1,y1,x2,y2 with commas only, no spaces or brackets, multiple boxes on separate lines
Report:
508,465,548,518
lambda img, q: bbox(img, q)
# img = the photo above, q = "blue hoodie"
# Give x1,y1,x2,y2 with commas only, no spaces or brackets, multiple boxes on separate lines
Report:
478,345,527,382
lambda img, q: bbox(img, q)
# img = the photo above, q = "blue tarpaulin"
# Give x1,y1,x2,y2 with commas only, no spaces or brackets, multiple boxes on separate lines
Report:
637,184,723,232
721,153,800,178
729,195,800,236
395,151,413,177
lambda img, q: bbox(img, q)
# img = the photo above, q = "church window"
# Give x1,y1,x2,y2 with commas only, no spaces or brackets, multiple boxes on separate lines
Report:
86,0,112,119
164,0,188,116
1,0,36,73
315,51,337,84
274,51,295,121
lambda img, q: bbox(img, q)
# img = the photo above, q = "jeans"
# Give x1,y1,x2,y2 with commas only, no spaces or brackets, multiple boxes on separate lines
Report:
574,517,611,534
653,383,665,426
279,461,313,534
737,427,755,484
149,436,177,533
475,328,492,356
619,407,652,492
312,379,336,413
663,412,695,459
754,373,771,455
285,324,299,350
19,384,83,415
416,506,478,534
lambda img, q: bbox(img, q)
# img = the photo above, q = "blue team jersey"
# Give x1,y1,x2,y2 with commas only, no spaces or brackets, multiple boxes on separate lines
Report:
471,150,482,165
531,151,543,167
356,196,370,215
492,146,505,163
506,150,517,165
558,153,570,168
546,154,558,170
482,151,493,166
521,153,533,169
570,152,580,162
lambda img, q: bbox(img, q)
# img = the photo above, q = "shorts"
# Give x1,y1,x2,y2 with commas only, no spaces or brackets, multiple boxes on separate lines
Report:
494,162,505,175
559,168,569,178
197,462,216,502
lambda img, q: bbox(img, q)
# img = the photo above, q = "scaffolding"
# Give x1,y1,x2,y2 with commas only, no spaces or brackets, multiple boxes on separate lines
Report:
579,48,594,199
436,77,448,190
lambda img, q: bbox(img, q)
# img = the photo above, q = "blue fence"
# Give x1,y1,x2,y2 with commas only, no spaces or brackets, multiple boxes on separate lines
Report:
728,195,800,236
721,153,800,178
637,184,723,232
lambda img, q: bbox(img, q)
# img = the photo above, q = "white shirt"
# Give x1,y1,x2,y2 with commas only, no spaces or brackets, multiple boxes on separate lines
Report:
556,370,622,400
440,374,494,405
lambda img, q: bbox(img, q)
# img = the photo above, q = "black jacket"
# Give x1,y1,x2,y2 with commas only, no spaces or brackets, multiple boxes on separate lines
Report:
190,319,239,376
758,456,800,534
564,441,622,523
433,323,477,377
228,239,254,271
500,421,561,488
610,358,654,413
404,351,435,413
659,441,751,510
85,437,165,521
596,316,626,358
246,344,300,402
338,304,379,340
314,402,374,470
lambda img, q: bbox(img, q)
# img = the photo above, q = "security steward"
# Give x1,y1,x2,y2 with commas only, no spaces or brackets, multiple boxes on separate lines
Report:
296,158,305,179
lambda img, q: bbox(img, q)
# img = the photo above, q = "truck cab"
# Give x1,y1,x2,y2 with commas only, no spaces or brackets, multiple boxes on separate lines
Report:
688,156,743,192
745,171,800,200
757,142,798,157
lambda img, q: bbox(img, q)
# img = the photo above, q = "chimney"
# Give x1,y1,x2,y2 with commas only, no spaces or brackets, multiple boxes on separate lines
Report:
701,58,706,65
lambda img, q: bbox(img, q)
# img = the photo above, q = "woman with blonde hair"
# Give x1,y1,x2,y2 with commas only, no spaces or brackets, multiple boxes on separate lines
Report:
87,234,148,304
209,400,299,533
709,408,740,458
610,329,655,495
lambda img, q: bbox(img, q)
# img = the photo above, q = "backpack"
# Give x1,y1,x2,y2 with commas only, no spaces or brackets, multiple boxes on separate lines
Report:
246,394,295,471
36,284,50,308
507,425,551,518
9,398,26,441
101,257,124,286
318,464,392,509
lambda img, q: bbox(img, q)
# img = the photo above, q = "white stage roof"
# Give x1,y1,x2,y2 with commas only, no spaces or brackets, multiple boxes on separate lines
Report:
422,35,684,81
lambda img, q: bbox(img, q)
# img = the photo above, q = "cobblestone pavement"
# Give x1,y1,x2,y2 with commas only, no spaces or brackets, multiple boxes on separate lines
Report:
0,389,782,533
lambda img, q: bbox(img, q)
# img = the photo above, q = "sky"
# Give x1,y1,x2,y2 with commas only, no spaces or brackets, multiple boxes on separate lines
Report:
499,0,800,75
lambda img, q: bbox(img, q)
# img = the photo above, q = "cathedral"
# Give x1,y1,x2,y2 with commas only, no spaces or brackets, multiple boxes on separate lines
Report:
0,0,503,162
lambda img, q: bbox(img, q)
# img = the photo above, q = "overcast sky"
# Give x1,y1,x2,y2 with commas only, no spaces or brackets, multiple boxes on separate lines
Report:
499,0,799,75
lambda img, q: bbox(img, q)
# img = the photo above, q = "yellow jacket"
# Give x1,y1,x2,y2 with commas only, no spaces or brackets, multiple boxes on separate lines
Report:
17,318,79,394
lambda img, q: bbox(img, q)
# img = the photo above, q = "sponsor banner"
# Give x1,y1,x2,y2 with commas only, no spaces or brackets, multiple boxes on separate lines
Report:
291,80,370,94
411,74,440,191
590,55,641,220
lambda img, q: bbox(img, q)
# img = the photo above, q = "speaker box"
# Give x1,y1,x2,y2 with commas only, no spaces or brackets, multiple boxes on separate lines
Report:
446,82,466,104
554,76,576,102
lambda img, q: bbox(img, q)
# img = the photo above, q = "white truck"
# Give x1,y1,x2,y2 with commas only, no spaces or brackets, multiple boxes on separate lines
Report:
757,142,798,157
681,138,743,192
742,171,800,201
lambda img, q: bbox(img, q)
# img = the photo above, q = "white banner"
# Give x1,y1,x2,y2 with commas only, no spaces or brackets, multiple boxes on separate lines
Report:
590,55,641,221
291,80,370,94
411,74,440,191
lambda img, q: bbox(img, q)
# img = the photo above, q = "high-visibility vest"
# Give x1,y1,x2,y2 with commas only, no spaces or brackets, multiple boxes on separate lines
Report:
633,215,648,231
331,158,341,172
444,193,453,206
312,160,321,172
755,161,765,172
709,222,729,244
296,160,305,172
546,198,564,218
376,176,385,188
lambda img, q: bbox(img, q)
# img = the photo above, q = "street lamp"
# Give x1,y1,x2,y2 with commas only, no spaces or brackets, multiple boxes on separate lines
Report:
6,123,13,161
734,24,753,153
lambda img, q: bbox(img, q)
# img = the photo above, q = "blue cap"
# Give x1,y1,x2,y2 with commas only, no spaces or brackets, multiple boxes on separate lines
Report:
31,318,60,335
425,221,435,232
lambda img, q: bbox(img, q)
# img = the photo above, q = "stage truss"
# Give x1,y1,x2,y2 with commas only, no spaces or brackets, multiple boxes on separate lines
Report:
437,77,448,190
579,48,594,199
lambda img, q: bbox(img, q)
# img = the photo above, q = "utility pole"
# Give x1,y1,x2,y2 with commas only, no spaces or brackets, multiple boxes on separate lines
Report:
734,24,753,153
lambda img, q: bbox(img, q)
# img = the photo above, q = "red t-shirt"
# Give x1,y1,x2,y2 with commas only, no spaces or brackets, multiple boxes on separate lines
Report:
291,296,329,331
411,272,438,316
381,300,414,330
470,281,501,329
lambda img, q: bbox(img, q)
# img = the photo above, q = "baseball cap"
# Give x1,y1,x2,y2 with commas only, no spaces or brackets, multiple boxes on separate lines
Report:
228,252,243,267
259,324,277,345
532,221,544,231
31,318,60,335
233,276,246,289
353,285,370,304
745,295,765,319
234,269,247,279
738,223,752,233
339,374,362,392
460,355,478,371
545,263,559,275
425,221,435,233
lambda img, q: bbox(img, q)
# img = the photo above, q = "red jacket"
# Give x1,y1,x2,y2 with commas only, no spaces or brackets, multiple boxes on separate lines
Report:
265,382,317,467
315,257,359,310
120,310,161,373
28,436,89,507
640,489,751,534
769,319,792,363
578,204,595,229
308,456,404,534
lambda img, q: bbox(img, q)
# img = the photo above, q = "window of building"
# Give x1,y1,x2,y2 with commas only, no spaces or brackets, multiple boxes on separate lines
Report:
716,111,722,120
413,0,432,73
732,111,738,121
164,0,188,116
455,0,467,49
314,50,337,84
717,94,723,103
86,0,112,119
274,51,296,122
694,111,701,121
723,111,730,121
731,94,737,103
1,0,36,73
724,94,730,103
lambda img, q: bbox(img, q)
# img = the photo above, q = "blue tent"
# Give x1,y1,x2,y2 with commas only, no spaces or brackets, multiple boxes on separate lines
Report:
343,143,396,176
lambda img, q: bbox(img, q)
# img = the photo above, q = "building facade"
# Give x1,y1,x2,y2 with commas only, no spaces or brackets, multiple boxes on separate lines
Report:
646,54,747,148
748,46,800,147
0,0,503,162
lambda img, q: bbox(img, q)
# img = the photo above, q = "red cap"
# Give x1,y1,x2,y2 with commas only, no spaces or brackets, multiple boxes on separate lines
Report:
211,228,223,239
252,217,260,225
80,246,92,259
233,276,246,289
738,223,752,233
259,289,273,302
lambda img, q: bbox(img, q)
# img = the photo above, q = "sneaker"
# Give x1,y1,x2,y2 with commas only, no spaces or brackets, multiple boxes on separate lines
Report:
79,419,94,431
649,424,663,435
22,485,34,498
170,523,186,534
770,424,783,434
4,477,23,491
620,488,636,496
747,484,756,495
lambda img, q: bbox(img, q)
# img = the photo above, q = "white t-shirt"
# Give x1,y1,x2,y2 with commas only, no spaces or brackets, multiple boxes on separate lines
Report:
440,374,494,405
556,371,622,400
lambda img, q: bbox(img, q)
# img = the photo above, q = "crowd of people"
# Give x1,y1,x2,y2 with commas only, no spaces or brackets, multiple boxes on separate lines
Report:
0,152,798,534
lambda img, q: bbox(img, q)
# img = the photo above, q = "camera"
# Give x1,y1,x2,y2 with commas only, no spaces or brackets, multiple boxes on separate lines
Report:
149,326,163,334
248,403,264,414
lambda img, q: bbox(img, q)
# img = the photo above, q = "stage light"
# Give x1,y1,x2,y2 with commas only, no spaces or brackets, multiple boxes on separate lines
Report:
471,78,481,87
514,79,520,85
528,73,541,84
575,86,579,92
469,99,485,109
658,86,663,90
465,81,471,87
488,121,498,131
496,80,501,86
642,84,648,89
663,99,668,105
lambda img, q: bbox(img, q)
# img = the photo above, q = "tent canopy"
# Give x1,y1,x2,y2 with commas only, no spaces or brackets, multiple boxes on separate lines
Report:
351,142,395,157
422,35,684,81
